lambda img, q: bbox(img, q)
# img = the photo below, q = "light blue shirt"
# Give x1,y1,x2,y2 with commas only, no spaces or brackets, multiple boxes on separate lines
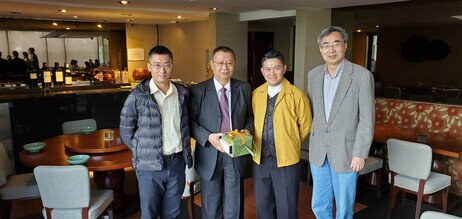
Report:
323,60,345,121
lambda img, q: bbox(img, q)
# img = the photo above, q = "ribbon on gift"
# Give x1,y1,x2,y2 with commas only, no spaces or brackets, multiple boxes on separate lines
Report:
225,129,255,157
226,129,245,144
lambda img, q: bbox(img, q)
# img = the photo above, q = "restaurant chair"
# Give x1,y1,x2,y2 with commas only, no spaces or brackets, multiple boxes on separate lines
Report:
383,86,402,99
34,165,114,219
420,211,462,219
359,156,383,197
0,142,41,219
182,139,200,219
62,119,97,134
435,88,461,103
300,137,310,188
387,138,451,219
409,94,434,102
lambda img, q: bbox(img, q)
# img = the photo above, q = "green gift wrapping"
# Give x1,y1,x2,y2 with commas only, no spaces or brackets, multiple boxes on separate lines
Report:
220,130,255,158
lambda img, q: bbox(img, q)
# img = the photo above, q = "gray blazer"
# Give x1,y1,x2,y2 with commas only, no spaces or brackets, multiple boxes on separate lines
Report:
307,60,375,173
189,78,254,181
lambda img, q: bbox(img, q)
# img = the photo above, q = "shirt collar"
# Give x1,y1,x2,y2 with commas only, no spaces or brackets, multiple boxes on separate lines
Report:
213,77,231,93
149,79,177,96
323,59,345,79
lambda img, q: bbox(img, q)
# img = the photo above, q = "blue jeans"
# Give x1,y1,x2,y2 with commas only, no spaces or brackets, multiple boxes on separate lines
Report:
310,159,358,219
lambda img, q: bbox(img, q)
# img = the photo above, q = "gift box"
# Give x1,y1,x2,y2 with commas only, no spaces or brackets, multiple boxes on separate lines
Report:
220,130,255,158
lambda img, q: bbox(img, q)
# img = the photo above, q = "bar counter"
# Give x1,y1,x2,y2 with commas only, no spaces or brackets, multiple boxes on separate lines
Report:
0,83,132,173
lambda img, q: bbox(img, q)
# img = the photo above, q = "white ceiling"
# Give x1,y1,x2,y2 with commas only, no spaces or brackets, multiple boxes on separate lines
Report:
0,0,407,25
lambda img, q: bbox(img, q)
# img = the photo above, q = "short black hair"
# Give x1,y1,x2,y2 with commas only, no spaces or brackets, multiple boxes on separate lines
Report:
212,46,235,60
148,45,173,61
261,50,285,65
28,47,35,53
12,51,19,57
22,52,28,57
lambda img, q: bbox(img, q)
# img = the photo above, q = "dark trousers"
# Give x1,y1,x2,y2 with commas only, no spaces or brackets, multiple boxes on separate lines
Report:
200,152,242,219
135,155,185,219
253,155,300,219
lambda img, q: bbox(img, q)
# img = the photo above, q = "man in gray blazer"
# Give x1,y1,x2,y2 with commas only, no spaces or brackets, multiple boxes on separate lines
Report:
307,26,375,219
189,46,254,219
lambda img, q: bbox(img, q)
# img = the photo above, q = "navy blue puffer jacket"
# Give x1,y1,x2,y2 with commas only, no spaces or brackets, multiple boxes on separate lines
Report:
119,78,193,171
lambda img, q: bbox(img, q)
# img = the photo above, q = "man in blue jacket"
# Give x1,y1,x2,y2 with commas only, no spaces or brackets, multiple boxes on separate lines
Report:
120,45,193,219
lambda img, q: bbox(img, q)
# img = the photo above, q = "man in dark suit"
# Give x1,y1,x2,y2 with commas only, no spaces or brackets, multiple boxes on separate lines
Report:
189,46,254,219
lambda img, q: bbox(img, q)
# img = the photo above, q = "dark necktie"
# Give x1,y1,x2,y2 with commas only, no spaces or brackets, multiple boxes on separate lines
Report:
219,87,231,132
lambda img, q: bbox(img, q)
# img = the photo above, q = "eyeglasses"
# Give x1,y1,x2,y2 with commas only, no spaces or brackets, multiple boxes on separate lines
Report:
148,62,173,70
212,60,235,68
319,41,344,51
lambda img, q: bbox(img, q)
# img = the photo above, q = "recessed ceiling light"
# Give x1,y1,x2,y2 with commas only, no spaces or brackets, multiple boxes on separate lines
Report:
52,22,58,26
66,27,70,30
127,18,135,22
73,15,83,19
356,29,362,32
211,8,218,11
10,11,21,15
59,9,68,13
171,21,178,23
97,24,102,28
177,15,182,19
376,25,380,28
119,1,129,5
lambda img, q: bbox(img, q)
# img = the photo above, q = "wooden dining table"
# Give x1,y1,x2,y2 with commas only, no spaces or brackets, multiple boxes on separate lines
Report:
19,128,132,212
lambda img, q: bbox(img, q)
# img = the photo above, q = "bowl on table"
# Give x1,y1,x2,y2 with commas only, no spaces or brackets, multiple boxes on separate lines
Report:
23,142,45,153
67,154,90,165
80,126,96,134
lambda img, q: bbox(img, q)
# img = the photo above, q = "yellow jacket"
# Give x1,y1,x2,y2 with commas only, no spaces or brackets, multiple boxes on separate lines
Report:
252,79,312,167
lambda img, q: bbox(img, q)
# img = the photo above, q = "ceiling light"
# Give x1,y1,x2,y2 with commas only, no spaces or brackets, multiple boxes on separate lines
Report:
171,21,179,24
127,18,135,22
211,8,218,11
59,9,68,13
119,1,129,5
97,24,102,28
451,15,462,20
177,15,182,19
376,25,380,28
66,27,70,30
73,15,83,19
52,22,58,26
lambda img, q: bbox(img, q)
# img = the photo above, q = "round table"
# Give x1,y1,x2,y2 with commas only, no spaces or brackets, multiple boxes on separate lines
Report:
19,129,132,212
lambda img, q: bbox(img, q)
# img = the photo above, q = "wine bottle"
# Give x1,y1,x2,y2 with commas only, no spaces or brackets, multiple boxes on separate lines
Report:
53,62,64,85
64,62,72,85
42,62,53,87
28,66,38,88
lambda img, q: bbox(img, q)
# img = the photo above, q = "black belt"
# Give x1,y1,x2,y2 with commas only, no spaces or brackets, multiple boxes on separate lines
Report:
163,151,183,160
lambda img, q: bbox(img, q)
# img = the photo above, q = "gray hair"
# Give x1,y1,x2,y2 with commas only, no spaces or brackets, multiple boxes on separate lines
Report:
317,26,348,45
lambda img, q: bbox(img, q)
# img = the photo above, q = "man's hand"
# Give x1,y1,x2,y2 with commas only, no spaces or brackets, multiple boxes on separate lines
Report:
208,133,225,152
240,129,250,135
350,156,366,172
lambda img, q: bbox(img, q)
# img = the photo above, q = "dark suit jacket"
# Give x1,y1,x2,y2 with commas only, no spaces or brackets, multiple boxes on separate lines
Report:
189,78,254,181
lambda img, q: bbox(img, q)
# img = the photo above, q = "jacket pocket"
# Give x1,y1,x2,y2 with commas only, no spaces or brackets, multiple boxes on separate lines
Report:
346,133,356,142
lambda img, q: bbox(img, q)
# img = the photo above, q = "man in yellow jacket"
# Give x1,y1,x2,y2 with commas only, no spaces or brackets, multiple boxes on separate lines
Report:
252,50,312,219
